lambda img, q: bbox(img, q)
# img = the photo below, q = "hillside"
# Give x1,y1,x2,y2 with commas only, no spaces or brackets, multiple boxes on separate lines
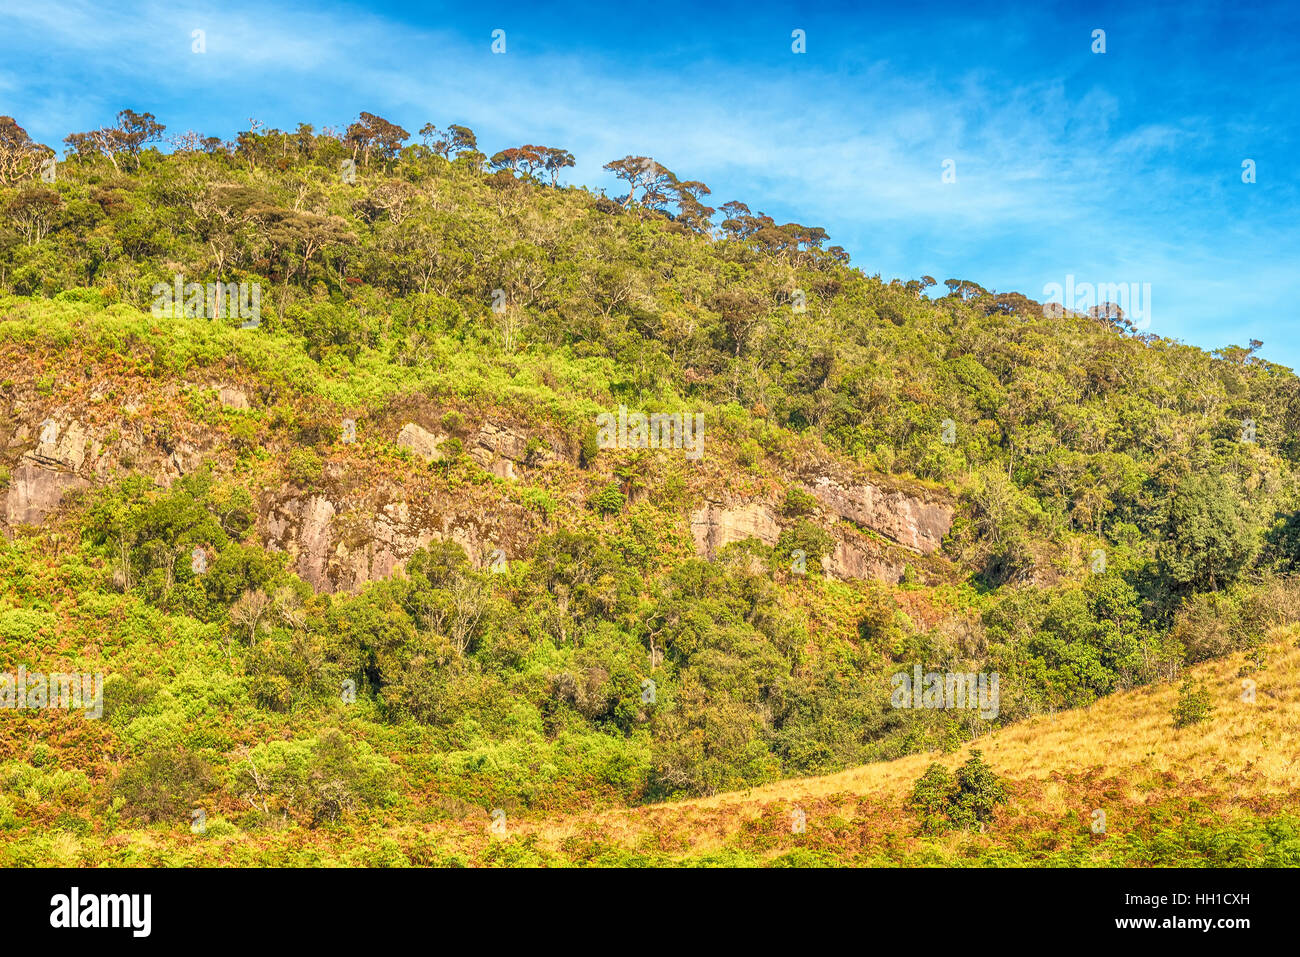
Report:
8,629,1297,866
2,112,1300,866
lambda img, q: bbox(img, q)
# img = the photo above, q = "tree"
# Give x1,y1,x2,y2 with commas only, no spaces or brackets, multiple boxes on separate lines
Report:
418,123,452,158
908,750,1008,833
669,178,714,232
229,588,273,644
538,146,575,186
489,145,574,186
1172,676,1213,727
345,112,409,167
710,288,765,359
603,155,674,209
0,116,53,186
447,124,477,154
718,200,756,238
489,145,544,179
64,109,165,171
943,278,987,301
246,205,356,312
6,187,62,245
1157,473,1258,594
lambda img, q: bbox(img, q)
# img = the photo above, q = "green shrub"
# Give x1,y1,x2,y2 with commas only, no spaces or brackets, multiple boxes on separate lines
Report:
579,425,600,468
54,287,108,308
909,763,957,834
781,487,818,517
112,746,214,825
908,750,1008,832
233,731,396,826
286,447,324,487
589,481,625,516
1173,676,1214,728
522,487,559,522
951,749,1009,829
775,520,835,571
0,795,19,830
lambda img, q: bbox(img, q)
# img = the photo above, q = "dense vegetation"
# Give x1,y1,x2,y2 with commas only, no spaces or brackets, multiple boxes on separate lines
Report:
2,111,1299,864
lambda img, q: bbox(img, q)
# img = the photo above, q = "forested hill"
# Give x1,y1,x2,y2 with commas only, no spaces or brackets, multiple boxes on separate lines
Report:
1,110,1298,859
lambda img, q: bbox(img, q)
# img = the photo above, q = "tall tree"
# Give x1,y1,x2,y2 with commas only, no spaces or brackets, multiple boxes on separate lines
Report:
538,146,575,186
64,109,165,171
0,116,53,186
345,112,409,167
1157,473,1258,594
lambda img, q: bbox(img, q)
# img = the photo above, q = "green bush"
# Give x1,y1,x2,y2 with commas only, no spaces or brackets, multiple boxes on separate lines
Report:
909,763,957,834
781,487,818,517
775,519,835,571
1173,676,1214,728
112,746,214,825
589,481,625,516
233,731,396,826
286,447,324,487
908,750,1008,832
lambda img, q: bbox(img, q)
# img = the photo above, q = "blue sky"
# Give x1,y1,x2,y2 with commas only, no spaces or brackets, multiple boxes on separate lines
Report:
2,0,1297,366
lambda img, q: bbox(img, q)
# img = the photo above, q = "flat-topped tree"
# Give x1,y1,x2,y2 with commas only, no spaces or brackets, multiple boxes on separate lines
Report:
418,124,451,158
447,125,477,155
603,155,675,209
670,179,714,233
944,278,987,301
491,145,575,186
490,145,544,179
345,112,409,168
539,147,575,187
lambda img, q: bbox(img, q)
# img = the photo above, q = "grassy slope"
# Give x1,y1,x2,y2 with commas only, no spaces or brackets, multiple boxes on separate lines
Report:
508,627,1300,865
9,629,1297,867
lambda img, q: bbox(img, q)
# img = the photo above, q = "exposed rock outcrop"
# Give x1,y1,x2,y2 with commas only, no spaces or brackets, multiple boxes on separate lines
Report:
689,475,949,585
397,422,448,463
3,461,89,526
1,413,203,527
263,484,538,593
805,475,952,554
217,386,251,410
822,539,906,584
690,501,781,556
469,421,532,480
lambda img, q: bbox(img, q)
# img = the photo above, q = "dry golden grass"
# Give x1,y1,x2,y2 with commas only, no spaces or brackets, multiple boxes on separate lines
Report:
23,631,1298,866
510,628,1300,859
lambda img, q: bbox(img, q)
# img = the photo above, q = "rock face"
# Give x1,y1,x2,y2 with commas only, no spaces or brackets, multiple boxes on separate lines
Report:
806,475,952,554
470,421,531,480
689,499,913,585
0,395,951,594
690,501,781,557
688,474,952,585
3,461,89,526
1,412,207,528
217,386,251,410
397,423,448,463
263,486,538,593
822,539,905,584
